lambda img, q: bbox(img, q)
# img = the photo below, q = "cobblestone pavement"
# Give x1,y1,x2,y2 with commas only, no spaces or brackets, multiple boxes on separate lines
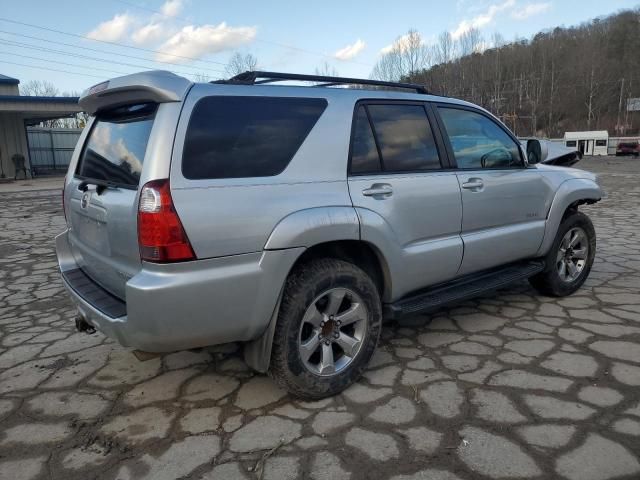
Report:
1,157,639,480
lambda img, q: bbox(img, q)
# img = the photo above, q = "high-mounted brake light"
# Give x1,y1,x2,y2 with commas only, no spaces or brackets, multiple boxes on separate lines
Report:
137,179,195,263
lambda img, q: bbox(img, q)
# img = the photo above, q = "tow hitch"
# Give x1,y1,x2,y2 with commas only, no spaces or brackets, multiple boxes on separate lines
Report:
75,315,96,334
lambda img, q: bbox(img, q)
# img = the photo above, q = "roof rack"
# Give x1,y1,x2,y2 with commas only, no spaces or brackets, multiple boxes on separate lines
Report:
212,71,429,94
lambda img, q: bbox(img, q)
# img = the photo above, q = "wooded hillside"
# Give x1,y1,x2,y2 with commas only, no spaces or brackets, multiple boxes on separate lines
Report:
402,9,640,137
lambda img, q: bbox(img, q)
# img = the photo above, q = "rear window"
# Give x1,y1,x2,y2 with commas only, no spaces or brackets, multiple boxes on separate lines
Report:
76,103,156,187
368,104,441,172
182,96,327,179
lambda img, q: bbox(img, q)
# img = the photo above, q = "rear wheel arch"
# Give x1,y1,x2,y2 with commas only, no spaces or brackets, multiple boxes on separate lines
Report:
289,240,392,302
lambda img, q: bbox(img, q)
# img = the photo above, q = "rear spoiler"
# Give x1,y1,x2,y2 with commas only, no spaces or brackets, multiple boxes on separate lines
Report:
79,70,193,115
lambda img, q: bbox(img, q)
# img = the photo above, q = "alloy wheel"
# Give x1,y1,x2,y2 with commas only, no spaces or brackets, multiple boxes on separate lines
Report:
297,287,368,376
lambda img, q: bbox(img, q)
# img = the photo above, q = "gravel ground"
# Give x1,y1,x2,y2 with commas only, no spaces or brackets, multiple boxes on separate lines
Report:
0,156,639,480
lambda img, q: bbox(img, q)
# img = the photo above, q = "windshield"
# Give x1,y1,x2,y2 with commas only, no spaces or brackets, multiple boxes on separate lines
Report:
76,103,156,187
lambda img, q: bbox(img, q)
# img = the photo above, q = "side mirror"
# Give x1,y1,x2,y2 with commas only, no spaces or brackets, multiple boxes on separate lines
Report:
526,139,548,164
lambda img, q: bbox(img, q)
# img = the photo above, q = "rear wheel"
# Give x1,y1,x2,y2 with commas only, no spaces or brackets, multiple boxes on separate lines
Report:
529,211,596,296
269,258,382,399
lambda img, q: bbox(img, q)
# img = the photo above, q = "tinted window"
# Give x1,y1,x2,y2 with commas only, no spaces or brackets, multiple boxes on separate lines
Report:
350,106,381,174
368,104,441,172
183,96,327,179
438,107,522,169
566,141,577,147
595,140,607,147
76,103,156,187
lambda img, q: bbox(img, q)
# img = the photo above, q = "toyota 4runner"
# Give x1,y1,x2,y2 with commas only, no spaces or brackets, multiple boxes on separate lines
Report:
57,71,602,398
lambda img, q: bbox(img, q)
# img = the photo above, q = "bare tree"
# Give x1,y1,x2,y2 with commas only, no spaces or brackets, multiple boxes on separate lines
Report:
401,29,430,76
20,80,59,97
371,29,430,81
371,51,401,81
436,32,455,65
193,73,212,82
225,52,259,77
20,81,86,128
458,28,483,57
406,7,640,136
315,61,339,77
491,32,505,49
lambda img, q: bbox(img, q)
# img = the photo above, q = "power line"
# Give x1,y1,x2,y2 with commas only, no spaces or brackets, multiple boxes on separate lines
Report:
112,0,374,68
0,50,138,77
0,38,221,80
0,17,232,68
0,59,106,79
0,29,227,75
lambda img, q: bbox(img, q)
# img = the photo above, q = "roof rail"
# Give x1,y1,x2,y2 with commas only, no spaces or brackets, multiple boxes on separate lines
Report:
212,71,429,94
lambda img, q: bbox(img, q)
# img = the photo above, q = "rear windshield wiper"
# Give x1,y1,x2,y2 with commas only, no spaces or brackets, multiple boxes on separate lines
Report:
78,178,119,195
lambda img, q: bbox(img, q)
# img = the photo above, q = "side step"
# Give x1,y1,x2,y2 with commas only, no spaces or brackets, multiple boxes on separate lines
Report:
385,260,544,320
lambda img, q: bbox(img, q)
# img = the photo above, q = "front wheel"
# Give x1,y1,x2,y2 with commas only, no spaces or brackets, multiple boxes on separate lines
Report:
269,258,382,399
529,211,596,296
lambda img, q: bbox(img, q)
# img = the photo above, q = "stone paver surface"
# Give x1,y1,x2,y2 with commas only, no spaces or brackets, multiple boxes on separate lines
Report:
0,157,639,479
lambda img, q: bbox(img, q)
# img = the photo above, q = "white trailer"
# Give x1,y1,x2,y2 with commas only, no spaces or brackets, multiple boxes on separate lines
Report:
563,131,609,156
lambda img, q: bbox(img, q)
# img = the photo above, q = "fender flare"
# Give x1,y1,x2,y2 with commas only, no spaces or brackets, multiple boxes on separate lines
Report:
536,178,602,256
263,206,360,250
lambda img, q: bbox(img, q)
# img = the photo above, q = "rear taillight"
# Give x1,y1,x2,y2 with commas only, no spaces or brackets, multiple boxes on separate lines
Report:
137,179,195,263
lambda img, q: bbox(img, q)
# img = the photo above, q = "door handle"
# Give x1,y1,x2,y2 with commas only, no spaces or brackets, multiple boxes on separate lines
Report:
362,184,393,198
461,179,484,191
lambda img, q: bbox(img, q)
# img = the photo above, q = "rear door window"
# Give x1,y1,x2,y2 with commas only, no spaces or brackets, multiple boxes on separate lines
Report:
182,96,327,179
350,106,382,174
76,103,156,187
367,104,441,172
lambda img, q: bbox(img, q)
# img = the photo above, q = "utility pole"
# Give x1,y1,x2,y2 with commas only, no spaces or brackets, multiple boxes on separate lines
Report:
624,78,632,134
616,78,625,135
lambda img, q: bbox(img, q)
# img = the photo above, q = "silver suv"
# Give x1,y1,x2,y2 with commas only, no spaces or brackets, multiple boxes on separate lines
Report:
57,70,602,398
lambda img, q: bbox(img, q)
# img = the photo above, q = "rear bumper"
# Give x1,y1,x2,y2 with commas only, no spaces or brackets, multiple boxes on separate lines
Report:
56,230,303,352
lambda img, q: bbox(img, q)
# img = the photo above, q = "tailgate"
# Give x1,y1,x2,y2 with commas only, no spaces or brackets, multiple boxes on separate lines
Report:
66,103,156,299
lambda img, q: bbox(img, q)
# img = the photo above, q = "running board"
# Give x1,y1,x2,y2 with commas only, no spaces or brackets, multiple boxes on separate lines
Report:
385,260,545,320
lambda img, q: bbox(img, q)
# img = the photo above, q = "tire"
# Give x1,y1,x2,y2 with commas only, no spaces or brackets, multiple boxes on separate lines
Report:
269,258,382,399
529,210,596,296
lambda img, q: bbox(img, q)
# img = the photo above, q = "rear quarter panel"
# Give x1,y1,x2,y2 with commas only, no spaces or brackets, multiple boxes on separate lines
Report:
169,84,356,259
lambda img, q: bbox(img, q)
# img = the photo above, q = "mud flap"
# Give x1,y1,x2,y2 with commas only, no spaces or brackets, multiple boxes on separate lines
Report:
243,291,283,373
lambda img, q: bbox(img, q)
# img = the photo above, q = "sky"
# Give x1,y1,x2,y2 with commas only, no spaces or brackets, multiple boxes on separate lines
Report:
0,0,638,94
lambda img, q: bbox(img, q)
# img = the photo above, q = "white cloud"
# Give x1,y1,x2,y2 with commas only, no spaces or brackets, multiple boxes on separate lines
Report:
155,23,257,63
512,2,551,20
451,0,515,39
132,22,168,45
161,0,184,18
87,13,134,42
334,39,366,60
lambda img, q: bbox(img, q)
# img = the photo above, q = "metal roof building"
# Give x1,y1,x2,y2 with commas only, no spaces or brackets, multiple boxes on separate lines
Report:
0,74,81,178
